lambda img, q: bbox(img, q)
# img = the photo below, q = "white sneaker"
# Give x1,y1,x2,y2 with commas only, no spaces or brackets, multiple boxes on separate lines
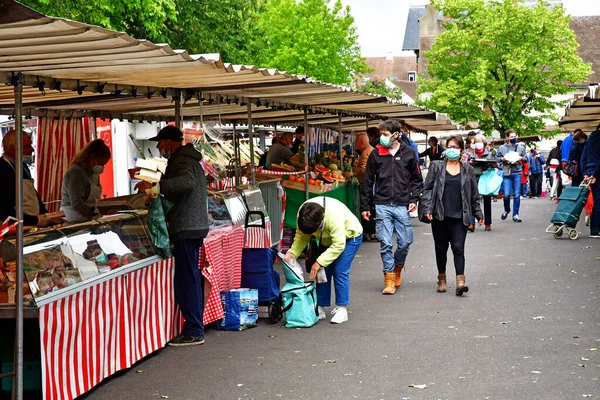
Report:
330,306,348,324
318,306,326,320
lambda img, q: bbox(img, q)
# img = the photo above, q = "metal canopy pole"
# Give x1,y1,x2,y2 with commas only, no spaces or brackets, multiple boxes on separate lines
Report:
174,91,182,129
338,115,343,171
247,103,255,185
13,75,24,400
232,123,241,187
304,108,309,200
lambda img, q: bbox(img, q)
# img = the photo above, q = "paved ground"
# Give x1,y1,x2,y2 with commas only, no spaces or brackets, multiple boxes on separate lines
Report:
83,198,600,400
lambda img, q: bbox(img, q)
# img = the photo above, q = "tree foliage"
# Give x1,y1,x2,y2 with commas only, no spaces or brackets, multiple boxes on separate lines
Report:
20,0,369,85
418,0,592,137
358,80,403,101
21,0,177,43
249,0,371,84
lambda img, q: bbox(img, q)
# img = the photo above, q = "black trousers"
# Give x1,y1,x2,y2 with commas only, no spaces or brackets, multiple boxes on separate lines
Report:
431,217,467,275
530,173,543,197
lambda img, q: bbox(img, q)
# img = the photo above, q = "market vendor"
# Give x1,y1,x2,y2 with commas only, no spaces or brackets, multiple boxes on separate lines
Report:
135,125,209,347
0,129,59,227
60,139,111,222
291,126,304,154
283,196,363,324
266,132,294,168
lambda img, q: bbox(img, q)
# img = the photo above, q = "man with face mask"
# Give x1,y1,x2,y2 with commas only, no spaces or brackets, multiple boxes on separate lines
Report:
1,129,58,227
361,120,423,295
135,125,209,347
496,129,528,222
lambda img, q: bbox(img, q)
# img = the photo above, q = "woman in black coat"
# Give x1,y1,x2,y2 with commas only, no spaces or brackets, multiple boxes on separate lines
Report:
420,136,483,296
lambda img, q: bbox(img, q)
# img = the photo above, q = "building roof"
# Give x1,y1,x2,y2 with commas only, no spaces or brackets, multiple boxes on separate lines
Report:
392,80,417,101
402,7,427,51
570,16,600,84
365,56,417,82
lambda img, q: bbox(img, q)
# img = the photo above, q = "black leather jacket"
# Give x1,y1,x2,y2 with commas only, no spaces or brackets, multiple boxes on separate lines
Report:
420,160,483,226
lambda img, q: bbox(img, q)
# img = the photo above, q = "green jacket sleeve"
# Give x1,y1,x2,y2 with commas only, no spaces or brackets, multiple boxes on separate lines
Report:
288,228,311,258
316,215,347,267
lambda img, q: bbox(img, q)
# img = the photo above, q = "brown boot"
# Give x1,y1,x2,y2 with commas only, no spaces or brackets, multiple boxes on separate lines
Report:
456,275,469,296
393,265,403,287
437,273,447,293
382,273,396,294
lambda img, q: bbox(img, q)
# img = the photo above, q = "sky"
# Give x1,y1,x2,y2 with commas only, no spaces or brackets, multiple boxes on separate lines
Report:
340,0,600,57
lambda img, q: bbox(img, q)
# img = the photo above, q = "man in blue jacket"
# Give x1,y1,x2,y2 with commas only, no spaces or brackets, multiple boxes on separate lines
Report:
528,146,545,198
581,125,600,238
496,129,528,222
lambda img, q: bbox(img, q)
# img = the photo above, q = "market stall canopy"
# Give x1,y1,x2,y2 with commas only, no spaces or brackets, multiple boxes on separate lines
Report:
0,0,458,133
559,85,600,132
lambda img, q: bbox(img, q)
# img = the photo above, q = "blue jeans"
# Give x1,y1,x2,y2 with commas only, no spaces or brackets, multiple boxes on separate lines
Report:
375,205,414,273
502,174,521,216
317,234,362,307
173,238,204,337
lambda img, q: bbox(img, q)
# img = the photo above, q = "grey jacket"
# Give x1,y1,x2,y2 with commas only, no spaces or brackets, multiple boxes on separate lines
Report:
496,143,527,175
467,148,497,177
420,160,483,227
160,143,209,242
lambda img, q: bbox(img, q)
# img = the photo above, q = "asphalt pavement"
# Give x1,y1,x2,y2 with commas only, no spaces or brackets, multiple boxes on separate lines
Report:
83,197,600,400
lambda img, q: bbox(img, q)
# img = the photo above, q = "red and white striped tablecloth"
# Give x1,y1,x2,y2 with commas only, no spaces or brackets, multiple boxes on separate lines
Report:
199,225,244,324
38,258,180,400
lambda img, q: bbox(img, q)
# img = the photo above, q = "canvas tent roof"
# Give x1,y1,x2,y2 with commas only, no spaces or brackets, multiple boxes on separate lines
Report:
0,0,458,133
559,85,600,132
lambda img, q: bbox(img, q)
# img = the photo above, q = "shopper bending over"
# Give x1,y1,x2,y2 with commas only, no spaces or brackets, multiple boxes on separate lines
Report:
284,197,363,324
421,136,483,295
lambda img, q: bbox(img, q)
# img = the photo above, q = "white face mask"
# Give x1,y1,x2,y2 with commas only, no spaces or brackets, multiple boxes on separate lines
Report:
475,142,484,150
92,165,104,175
22,155,33,164
470,143,476,150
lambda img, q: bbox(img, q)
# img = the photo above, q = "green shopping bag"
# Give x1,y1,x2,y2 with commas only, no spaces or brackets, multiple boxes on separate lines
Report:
478,169,504,196
280,258,318,328
148,196,174,258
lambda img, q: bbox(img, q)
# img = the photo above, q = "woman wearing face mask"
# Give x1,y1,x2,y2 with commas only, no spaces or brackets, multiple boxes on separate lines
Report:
420,136,483,295
60,139,111,222
467,134,497,231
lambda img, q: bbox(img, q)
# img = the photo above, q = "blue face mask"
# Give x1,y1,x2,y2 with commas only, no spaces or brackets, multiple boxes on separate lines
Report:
510,138,517,144
445,148,461,161
380,135,395,148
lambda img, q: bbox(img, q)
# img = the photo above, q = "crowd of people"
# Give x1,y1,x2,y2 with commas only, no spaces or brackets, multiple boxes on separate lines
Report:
2,121,599,335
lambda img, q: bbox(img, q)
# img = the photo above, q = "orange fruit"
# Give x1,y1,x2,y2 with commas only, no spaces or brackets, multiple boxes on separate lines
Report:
289,175,296,181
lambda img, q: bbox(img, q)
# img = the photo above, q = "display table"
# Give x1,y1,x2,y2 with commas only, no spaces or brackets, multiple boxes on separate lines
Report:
0,213,254,400
283,182,360,229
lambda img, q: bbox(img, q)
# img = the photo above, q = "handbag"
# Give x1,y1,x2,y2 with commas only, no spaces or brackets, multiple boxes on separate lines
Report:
280,261,318,328
478,168,504,196
304,198,327,273
563,160,578,177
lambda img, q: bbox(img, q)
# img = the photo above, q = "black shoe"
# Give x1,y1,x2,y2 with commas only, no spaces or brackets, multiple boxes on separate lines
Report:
168,334,205,347
512,215,522,223
501,211,509,220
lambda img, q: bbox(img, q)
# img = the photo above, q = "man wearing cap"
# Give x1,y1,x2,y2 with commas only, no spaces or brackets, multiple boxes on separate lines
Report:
135,125,209,347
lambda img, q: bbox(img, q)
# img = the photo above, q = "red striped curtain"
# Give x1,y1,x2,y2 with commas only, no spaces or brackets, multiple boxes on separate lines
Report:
36,117,93,212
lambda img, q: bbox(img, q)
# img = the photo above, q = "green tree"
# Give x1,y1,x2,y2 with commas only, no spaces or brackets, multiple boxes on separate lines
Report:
253,0,371,85
163,0,266,63
418,0,592,137
20,0,177,43
358,80,403,101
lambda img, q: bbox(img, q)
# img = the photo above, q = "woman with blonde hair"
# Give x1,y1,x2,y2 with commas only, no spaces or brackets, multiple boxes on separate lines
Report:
60,139,111,222
467,134,497,231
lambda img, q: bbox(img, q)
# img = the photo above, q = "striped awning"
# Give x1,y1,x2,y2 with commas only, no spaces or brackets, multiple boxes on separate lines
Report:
0,0,458,133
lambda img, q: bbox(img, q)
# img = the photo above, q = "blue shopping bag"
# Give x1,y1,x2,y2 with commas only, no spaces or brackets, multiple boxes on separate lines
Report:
478,169,504,196
217,289,259,331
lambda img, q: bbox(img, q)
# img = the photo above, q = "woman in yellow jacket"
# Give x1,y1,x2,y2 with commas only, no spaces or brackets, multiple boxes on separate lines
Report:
284,196,363,324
